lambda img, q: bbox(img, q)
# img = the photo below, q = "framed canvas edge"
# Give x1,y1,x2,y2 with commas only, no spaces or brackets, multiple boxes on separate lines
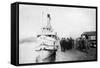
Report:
11,2,98,66
11,2,19,66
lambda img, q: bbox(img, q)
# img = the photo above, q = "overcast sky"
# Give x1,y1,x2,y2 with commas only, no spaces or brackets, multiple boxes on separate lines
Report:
19,4,96,39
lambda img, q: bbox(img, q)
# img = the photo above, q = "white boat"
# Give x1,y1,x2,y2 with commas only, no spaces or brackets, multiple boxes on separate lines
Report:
35,14,59,63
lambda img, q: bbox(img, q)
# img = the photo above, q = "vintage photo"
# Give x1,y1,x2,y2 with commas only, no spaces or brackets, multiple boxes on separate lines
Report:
18,4,97,64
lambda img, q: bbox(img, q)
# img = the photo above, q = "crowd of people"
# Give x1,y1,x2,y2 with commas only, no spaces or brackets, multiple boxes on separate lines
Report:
60,35,90,53
60,37,74,52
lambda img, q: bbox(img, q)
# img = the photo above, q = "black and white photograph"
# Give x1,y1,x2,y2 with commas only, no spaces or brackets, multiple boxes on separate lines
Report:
11,2,97,65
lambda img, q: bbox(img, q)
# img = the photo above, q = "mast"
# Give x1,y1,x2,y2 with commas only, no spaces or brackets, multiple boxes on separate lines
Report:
41,13,53,34
47,14,51,28
46,13,53,32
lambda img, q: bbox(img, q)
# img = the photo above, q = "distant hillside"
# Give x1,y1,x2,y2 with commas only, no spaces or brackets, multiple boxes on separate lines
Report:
19,37,38,44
